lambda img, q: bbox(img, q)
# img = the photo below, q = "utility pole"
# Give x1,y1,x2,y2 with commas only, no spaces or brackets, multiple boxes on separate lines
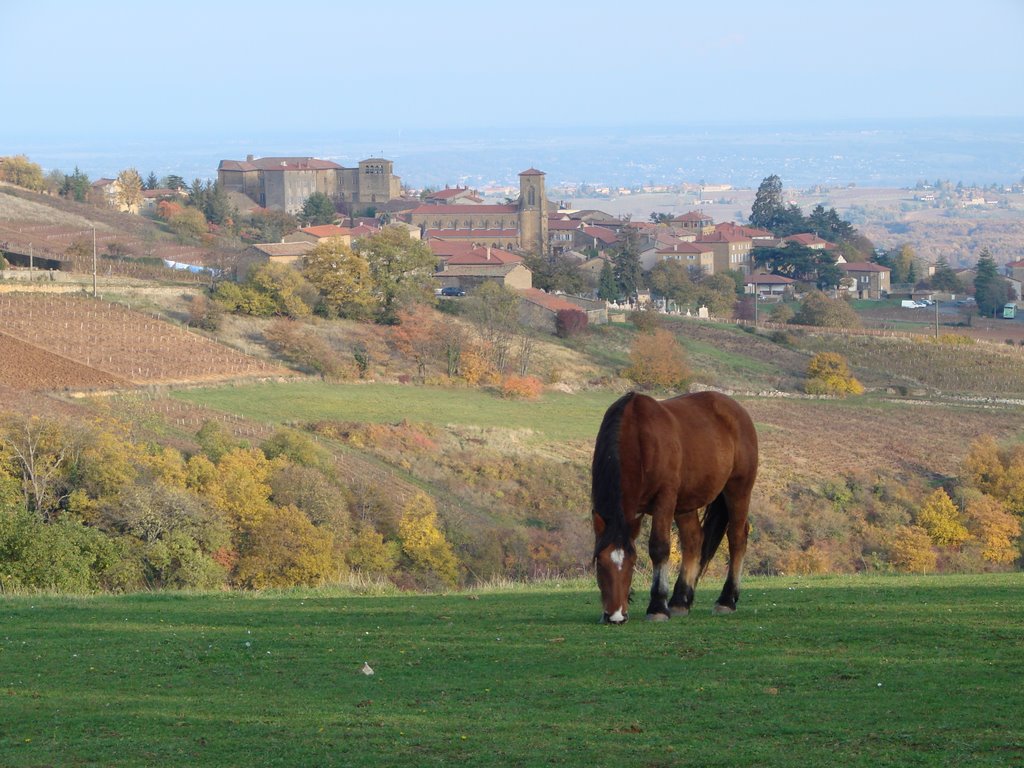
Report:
934,297,939,338
29,243,33,276
92,225,97,298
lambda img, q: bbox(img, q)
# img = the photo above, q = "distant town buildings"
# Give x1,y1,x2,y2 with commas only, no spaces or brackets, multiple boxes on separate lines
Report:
217,155,402,215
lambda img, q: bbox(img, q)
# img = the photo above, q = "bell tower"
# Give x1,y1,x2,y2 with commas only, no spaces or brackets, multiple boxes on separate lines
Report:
518,168,548,257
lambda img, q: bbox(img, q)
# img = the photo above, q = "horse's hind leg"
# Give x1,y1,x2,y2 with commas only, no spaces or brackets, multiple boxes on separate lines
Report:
645,503,674,621
668,509,702,617
714,492,751,614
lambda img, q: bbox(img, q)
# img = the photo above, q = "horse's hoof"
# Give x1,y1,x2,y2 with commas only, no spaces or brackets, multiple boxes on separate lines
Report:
669,606,690,617
712,603,736,615
646,612,671,622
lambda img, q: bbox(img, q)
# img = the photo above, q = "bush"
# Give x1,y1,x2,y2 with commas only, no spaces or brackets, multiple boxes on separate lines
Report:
624,328,691,390
792,291,861,328
804,352,864,397
500,375,543,400
555,309,588,338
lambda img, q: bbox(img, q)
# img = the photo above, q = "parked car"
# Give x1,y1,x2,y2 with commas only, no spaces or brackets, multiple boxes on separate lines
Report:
440,286,466,297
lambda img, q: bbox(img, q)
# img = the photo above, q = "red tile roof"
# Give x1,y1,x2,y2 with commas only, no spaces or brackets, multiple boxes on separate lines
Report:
408,204,518,215
785,233,836,248
424,229,519,240
656,242,713,255
300,225,350,238
446,246,522,266
581,225,619,245
697,231,751,244
219,157,343,172
517,288,580,313
672,211,712,223
839,262,890,273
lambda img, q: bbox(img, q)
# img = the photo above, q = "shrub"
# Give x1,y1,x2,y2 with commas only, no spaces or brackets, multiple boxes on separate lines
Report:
792,291,861,328
804,352,864,396
500,375,543,400
555,308,588,338
624,328,691,390
234,505,338,588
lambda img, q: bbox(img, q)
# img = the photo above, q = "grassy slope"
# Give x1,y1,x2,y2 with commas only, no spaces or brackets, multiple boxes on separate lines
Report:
2,575,1022,767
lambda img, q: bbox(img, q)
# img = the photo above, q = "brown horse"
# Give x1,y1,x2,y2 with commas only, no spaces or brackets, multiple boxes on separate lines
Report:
591,391,758,624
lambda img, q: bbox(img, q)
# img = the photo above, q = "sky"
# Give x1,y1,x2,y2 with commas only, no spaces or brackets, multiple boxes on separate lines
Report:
3,0,1023,143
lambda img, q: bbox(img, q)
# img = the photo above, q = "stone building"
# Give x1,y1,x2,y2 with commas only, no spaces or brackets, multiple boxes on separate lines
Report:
217,155,401,215
404,169,550,256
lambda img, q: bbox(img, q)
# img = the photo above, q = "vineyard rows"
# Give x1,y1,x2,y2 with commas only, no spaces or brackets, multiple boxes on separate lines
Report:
0,294,290,387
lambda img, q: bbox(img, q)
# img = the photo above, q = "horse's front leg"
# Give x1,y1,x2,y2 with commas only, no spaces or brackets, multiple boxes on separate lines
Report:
645,505,673,621
668,509,702,616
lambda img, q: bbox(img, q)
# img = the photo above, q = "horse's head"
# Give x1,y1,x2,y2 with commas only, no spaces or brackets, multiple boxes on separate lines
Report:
593,513,637,624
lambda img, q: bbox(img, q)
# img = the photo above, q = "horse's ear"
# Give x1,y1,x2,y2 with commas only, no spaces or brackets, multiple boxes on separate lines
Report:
592,513,606,536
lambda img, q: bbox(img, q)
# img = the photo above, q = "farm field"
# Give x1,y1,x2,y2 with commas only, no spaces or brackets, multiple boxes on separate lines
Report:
1,574,1021,767
173,380,1024,491
0,293,289,388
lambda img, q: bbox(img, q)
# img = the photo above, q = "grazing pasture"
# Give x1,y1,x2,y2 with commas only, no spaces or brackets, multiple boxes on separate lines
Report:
2,574,1021,767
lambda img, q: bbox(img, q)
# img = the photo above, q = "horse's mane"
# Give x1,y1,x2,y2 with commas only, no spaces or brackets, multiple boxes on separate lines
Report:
591,391,636,556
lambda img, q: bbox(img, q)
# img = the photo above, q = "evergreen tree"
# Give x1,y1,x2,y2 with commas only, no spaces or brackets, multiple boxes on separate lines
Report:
930,256,962,293
973,249,1009,317
60,166,91,202
144,172,159,190
597,260,618,301
750,174,784,229
299,192,336,226
611,230,643,301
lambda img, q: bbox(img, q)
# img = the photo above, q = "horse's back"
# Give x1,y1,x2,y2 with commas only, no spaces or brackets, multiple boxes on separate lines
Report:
630,391,758,486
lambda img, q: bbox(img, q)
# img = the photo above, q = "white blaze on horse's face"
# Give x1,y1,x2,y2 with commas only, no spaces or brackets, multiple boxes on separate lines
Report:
596,544,636,624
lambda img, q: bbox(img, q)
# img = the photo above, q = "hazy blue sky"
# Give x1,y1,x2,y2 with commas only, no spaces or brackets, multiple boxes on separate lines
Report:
3,0,1023,142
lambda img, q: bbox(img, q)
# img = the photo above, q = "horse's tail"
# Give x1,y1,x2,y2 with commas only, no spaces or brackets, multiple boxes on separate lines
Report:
591,391,636,553
699,494,729,574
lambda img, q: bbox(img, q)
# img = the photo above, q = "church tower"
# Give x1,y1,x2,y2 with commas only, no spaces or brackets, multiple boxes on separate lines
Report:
518,168,548,257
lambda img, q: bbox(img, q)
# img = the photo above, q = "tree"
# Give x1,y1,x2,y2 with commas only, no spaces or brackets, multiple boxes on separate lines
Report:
750,175,784,229
246,262,318,318
611,230,643,301
624,328,691,390
301,237,376,319
646,259,695,307
930,256,963,293
973,249,1009,317
522,253,585,295
875,245,918,285
398,492,459,587
115,168,144,213
168,207,208,242
792,291,861,328
754,244,840,288
888,525,937,572
299,191,337,226
234,504,337,588
202,180,234,227
804,352,864,397
0,155,46,191
60,166,91,202
144,171,159,190
963,492,1021,565
916,488,970,548
468,281,521,374
694,272,739,318
163,174,186,191
354,226,438,324
597,260,618,301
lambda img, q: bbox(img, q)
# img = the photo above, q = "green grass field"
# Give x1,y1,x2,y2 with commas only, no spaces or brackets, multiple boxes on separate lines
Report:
3,574,1022,767
174,382,617,442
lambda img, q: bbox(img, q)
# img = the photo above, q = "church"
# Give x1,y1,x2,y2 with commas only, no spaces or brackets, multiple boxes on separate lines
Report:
402,169,550,256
